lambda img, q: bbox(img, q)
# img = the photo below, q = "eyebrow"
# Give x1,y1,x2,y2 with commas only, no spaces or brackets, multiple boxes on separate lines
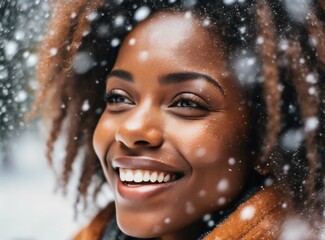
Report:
107,69,133,82
106,69,225,96
159,72,225,96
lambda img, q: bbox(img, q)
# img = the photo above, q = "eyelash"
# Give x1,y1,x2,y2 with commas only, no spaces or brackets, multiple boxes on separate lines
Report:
104,91,209,111
170,95,209,111
104,91,133,105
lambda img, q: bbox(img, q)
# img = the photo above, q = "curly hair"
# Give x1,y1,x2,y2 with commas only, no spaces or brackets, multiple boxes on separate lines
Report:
35,0,325,222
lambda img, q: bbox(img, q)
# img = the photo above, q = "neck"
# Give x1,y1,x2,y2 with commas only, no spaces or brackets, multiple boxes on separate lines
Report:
160,219,209,240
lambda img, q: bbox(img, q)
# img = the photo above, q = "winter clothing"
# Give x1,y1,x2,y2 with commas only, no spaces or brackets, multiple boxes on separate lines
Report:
73,186,286,240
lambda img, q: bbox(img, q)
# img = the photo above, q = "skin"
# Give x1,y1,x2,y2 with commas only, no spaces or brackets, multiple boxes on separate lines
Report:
93,12,253,240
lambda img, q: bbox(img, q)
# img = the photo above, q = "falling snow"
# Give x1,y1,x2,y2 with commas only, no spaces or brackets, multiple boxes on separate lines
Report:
232,50,260,87
217,179,229,192
196,147,207,158
198,189,206,197
280,128,304,151
0,1,83,239
278,39,289,51
81,100,90,112
184,11,192,19
283,0,312,23
256,36,264,45
134,6,151,22
240,205,255,220
14,90,28,102
49,47,58,56
185,201,195,214
217,197,226,206
72,51,96,74
182,0,198,9
208,220,215,227
114,15,125,27
129,38,136,46
26,54,38,67
305,117,319,132
4,40,19,60
228,157,236,166
223,0,236,5
280,218,313,240
86,12,98,22
1,0,325,239
164,217,171,224
139,50,149,61
70,12,77,19
111,38,120,47
283,164,290,174
202,18,211,27
264,178,274,187
203,213,212,222
308,87,316,95
306,73,317,84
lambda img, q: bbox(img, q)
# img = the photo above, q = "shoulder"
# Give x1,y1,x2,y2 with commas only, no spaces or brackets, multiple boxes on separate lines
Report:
204,187,288,240
73,202,116,240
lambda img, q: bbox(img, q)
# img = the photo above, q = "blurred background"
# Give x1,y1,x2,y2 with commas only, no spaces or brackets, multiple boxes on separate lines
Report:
0,1,87,239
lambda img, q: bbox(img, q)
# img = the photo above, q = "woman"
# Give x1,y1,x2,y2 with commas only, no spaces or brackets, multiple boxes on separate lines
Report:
35,0,325,239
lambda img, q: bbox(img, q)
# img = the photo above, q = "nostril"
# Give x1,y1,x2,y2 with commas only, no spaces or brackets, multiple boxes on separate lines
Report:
135,140,150,146
116,127,164,149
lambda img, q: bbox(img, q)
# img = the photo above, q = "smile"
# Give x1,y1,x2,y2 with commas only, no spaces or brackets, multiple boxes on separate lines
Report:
119,168,177,184
111,156,186,200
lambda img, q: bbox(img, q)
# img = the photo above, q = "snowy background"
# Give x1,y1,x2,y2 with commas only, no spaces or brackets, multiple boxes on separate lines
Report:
0,0,322,239
0,1,88,239
0,129,82,240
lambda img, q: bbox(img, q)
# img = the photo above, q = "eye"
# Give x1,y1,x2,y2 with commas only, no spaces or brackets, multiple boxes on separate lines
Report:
172,99,203,109
104,89,134,111
170,93,209,110
104,93,132,104
169,93,210,117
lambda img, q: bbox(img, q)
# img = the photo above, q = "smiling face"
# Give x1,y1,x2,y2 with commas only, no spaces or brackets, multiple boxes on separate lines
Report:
93,12,252,239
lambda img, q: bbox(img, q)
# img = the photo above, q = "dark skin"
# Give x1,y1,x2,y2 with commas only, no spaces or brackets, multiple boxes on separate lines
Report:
93,12,253,240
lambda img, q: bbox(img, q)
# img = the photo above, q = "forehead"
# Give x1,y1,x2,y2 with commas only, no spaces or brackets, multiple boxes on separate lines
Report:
115,12,227,69
129,12,205,47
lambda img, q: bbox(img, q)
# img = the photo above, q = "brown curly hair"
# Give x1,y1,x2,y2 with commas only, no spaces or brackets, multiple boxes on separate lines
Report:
35,0,325,222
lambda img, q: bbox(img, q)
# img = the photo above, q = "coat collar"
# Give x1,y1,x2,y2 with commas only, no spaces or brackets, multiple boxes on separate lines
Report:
73,187,287,240
203,187,286,240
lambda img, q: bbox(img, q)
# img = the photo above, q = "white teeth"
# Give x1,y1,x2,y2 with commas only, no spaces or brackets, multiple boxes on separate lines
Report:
120,170,126,181
158,172,164,183
134,170,143,183
119,169,177,184
163,174,171,183
143,171,150,182
125,170,134,182
150,172,158,182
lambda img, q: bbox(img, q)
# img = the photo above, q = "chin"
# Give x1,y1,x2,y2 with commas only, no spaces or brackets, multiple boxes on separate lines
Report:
116,210,183,239
116,211,158,238
117,219,159,239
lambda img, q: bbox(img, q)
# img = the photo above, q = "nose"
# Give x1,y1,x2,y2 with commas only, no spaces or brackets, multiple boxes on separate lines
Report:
115,104,164,149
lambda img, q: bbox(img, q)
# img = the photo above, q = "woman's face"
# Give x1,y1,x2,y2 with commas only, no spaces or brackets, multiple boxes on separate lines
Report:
94,12,252,239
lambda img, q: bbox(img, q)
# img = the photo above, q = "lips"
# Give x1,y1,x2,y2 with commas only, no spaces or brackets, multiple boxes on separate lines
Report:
111,156,185,200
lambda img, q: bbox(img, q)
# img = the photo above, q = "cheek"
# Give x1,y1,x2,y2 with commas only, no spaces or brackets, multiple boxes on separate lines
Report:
171,118,251,191
176,120,247,165
93,114,116,161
